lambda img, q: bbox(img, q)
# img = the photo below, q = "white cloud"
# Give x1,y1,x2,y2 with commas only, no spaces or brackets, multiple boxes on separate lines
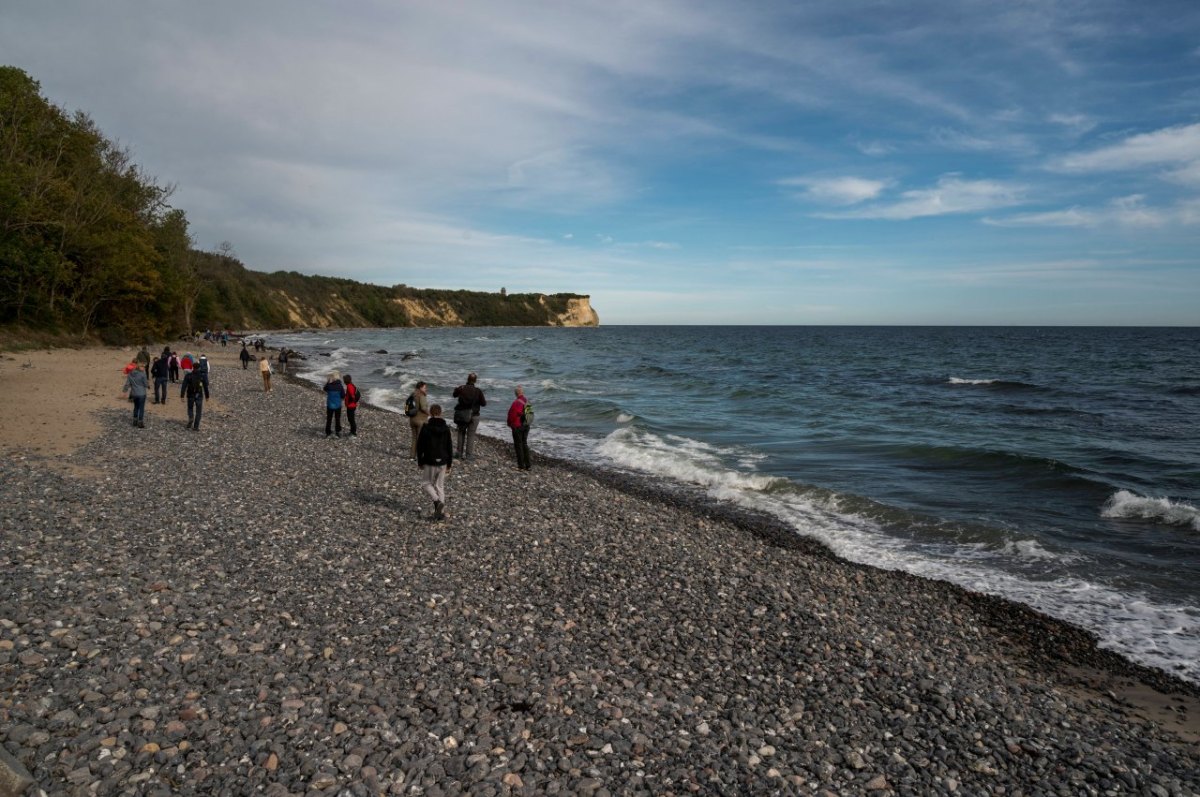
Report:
930,127,1035,155
817,176,1025,220
780,176,890,205
1164,160,1200,187
1048,113,1096,134
985,195,1194,228
1052,123,1200,172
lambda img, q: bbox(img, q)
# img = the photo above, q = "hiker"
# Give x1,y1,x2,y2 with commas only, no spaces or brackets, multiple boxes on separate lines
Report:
259,356,272,392
406,381,430,458
451,372,486,461
180,364,210,431
150,355,169,404
506,385,533,470
123,365,149,428
324,371,346,437
344,374,362,437
416,404,453,521
240,344,251,369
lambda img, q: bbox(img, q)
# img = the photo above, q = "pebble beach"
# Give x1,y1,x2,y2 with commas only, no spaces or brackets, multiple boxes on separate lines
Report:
1,345,1198,797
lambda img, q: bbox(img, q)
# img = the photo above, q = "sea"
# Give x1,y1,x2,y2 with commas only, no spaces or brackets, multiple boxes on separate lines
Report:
263,326,1200,684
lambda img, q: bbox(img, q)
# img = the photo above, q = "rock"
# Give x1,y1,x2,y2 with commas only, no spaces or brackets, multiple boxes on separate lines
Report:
0,744,35,797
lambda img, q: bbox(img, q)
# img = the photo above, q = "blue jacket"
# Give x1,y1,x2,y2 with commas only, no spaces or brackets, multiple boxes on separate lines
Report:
325,379,346,409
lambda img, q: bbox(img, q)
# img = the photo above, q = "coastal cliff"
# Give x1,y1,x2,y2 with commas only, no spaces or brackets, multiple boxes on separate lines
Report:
193,254,598,330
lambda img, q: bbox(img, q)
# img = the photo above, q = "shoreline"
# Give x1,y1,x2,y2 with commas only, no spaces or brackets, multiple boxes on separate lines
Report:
1,345,1197,794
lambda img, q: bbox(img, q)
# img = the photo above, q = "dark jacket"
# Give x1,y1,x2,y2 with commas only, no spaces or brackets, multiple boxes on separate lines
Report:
240,347,251,362
416,417,454,467
181,369,210,399
452,383,486,416
150,358,168,379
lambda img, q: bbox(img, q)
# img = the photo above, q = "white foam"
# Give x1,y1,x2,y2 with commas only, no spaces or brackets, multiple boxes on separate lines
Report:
949,376,996,385
1101,490,1200,531
596,427,786,494
576,426,1200,684
365,387,406,414
1003,539,1073,561
616,412,635,424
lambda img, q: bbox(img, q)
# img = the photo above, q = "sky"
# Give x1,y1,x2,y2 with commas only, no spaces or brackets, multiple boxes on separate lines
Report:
4,0,1200,325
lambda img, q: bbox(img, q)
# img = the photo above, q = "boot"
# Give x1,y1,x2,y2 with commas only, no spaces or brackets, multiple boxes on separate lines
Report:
434,501,444,521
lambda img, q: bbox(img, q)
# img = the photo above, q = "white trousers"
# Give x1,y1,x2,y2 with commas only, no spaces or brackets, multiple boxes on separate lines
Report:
421,465,447,503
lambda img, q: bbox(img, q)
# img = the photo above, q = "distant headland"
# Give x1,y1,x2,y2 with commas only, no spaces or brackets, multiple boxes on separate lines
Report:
0,65,596,346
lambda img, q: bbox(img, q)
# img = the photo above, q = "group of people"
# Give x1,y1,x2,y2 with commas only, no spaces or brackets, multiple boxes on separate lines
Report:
240,343,276,393
403,372,534,521
122,343,536,521
122,346,210,429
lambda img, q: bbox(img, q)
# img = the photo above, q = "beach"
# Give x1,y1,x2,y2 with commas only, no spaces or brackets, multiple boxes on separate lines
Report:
1,344,1197,796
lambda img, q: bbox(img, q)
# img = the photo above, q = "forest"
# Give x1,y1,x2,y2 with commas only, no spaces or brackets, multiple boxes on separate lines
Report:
0,67,591,343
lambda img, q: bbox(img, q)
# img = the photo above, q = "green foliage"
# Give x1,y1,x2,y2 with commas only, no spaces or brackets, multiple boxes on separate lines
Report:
0,67,592,338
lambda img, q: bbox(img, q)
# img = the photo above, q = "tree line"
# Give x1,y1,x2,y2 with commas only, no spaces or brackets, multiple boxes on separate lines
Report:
0,67,590,342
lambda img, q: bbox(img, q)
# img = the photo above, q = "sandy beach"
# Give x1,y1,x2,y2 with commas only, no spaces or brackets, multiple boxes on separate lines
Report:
1,344,1197,796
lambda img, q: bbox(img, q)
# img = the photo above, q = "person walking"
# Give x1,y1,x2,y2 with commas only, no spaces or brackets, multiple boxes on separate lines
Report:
344,374,362,437
180,364,210,430
123,366,149,428
240,344,252,370
506,385,533,470
150,355,169,405
278,349,289,373
406,381,430,458
451,372,486,461
324,371,346,437
416,404,453,521
259,356,272,392
168,351,180,383
136,346,151,377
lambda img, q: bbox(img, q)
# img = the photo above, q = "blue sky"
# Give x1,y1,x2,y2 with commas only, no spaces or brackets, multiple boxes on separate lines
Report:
4,0,1199,324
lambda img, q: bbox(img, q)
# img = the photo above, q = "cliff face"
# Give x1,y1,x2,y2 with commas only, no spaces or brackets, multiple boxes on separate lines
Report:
193,256,598,329
553,297,600,327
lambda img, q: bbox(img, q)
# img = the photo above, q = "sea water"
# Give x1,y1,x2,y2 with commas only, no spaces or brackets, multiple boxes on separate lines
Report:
265,326,1200,683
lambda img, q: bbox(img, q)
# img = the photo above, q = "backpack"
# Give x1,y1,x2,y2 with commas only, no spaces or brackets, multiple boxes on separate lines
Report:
522,402,534,428
404,393,418,417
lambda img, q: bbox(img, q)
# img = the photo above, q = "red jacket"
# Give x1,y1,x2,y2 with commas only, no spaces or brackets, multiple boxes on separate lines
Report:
345,383,360,409
507,396,527,429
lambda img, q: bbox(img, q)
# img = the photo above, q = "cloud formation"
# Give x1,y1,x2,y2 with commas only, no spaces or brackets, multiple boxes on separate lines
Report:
2,0,1197,323
817,176,1026,220
1051,123,1200,173
780,176,890,205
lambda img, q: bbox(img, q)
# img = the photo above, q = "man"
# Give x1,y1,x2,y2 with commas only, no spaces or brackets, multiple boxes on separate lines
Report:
239,344,251,369
416,404,453,521
506,385,532,471
135,346,151,377
451,372,487,461
408,381,430,458
180,364,210,431
150,354,169,405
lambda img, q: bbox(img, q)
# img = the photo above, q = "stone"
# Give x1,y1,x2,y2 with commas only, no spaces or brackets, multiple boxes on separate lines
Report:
0,745,34,797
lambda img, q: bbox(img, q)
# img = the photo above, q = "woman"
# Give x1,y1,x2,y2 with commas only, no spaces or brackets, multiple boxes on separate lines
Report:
324,371,346,437
259,356,273,392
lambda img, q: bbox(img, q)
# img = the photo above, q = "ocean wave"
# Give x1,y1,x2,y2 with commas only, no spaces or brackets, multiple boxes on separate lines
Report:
595,427,784,494
947,376,1044,391
363,387,406,414
1101,490,1200,531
